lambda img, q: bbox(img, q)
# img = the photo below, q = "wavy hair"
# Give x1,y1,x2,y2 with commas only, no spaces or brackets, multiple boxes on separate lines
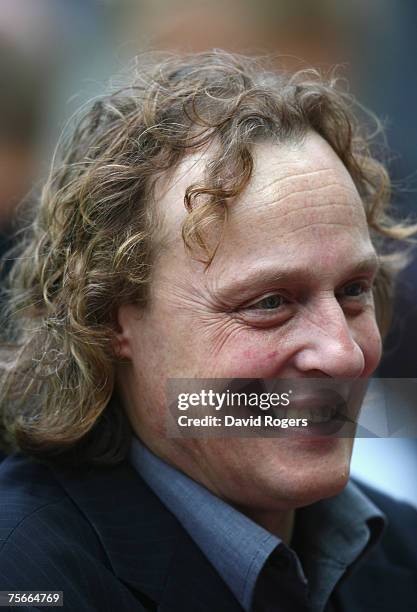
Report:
0,50,415,466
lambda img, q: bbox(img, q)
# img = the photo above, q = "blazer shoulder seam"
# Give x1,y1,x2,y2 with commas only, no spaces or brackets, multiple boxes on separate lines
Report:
0,495,70,555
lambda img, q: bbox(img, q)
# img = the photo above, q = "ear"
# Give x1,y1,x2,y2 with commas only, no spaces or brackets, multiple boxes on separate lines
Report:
113,303,141,360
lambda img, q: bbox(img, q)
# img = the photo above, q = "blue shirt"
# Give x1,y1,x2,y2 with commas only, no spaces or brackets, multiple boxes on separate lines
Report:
130,437,386,612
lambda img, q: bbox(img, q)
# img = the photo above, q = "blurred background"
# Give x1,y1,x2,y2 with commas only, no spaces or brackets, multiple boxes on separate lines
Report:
0,0,416,506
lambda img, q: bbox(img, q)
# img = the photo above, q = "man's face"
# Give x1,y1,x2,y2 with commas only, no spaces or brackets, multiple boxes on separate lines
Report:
117,132,382,511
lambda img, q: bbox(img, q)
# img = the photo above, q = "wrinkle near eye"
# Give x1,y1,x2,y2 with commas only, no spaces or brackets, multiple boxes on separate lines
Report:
197,314,252,360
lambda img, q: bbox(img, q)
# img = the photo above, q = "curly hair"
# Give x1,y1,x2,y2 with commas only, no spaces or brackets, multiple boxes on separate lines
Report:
0,50,415,467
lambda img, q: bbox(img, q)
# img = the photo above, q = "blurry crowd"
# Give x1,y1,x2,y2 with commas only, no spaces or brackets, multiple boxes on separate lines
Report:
0,0,416,503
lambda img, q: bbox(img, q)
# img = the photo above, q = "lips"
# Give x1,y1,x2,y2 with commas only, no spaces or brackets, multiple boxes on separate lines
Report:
271,389,349,423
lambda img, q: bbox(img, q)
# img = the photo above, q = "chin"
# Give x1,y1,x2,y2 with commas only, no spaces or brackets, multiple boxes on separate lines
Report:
227,460,351,514
279,463,351,509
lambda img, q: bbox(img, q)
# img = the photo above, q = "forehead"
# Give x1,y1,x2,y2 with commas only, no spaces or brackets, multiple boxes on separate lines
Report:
154,131,373,277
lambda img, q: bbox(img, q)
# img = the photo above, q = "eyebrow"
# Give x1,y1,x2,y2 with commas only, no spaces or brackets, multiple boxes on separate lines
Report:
212,253,380,304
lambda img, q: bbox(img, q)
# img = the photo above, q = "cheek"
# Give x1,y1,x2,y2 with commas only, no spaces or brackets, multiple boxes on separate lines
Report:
216,337,291,378
198,318,291,377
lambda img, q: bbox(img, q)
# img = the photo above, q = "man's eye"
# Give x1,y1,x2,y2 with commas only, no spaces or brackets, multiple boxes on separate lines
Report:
236,293,292,328
341,281,370,298
248,294,286,310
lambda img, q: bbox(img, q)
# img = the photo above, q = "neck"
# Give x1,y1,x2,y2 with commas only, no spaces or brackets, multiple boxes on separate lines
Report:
236,505,295,545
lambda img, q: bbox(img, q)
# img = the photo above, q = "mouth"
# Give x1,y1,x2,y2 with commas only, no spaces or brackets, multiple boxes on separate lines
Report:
210,378,367,439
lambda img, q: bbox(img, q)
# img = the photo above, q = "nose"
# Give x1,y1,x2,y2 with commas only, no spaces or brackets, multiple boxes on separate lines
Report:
292,299,365,378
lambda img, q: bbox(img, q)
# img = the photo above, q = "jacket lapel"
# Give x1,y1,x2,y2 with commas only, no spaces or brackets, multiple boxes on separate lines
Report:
52,461,242,612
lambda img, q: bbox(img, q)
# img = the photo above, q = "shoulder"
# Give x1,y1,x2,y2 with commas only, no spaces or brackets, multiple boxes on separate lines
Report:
0,453,70,541
0,454,143,611
354,479,417,567
0,453,95,541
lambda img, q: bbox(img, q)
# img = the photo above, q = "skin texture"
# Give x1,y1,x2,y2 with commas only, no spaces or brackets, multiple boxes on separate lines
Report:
116,131,382,542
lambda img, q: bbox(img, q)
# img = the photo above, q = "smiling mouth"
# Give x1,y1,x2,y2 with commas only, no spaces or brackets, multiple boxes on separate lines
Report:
266,388,356,437
216,378,366,437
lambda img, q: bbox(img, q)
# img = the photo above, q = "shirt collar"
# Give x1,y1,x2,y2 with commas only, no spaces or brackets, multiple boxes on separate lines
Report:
296,478,387,563
287,478,387,611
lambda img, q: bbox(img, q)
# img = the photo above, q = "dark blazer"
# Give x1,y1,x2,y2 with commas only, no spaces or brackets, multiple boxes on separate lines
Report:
0,453,416,612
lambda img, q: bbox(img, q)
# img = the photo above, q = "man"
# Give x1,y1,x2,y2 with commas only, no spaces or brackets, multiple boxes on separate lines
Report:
0,51,416,611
